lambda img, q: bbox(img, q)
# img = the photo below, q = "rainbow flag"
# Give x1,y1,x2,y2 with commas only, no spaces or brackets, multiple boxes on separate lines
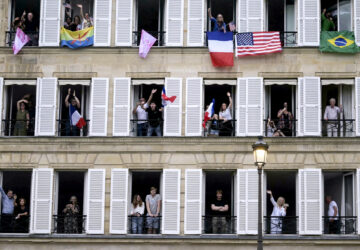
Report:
60,26,94,49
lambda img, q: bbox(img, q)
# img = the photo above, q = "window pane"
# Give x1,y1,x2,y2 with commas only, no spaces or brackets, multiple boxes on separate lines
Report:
339,0,351,31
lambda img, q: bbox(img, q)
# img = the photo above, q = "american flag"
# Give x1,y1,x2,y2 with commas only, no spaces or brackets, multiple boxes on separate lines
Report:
236,31,282,57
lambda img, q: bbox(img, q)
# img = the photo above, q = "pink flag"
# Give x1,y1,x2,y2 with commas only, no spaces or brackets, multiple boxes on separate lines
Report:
12,28,30,55
139,30,157,58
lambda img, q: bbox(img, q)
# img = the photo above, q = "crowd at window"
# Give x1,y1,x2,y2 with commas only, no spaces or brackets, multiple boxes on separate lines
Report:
63,1,93,31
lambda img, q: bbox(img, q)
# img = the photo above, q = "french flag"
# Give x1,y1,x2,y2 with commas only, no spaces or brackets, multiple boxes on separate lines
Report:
69,105,86,129
161,87,177,107
207,32,234,67
203,99,215,128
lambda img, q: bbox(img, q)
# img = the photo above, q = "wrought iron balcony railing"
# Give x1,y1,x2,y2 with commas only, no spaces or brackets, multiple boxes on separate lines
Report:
2,119,35,136
52,215,86,234
0,215,30,233
57,119,89,137
264,216,298,234
5,30,39,47
321,119,355,137
264,119,297,137
203,119,236,137
128,215,162,234
132,31,166,47
202,215,237,234
323,216,357,234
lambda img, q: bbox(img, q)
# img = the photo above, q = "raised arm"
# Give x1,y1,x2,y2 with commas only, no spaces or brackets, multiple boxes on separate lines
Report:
227,92,232,109
73,90,81,109
0,186,6,198
17,99,27,111
208,8,213,20
65,88,71,108
77,4,84,20
267,190,277,207
146,89,157,106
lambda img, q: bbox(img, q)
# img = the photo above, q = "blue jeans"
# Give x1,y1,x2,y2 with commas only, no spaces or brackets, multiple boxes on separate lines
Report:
65,120,79,136
147,125,161,136
137,123,147,136
131,216,144,234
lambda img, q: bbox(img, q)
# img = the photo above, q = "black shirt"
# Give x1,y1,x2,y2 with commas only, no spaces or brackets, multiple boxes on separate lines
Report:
211,199,229,216
146,107,162,127
24,20,37,32
14,206,29,217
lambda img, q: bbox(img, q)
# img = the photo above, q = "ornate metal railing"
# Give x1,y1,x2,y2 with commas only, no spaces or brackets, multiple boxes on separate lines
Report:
321,119,355,137
323,216,357,234
203,119,236,137
52,215,86,234
57,119,89,137
202,215,237,234
5,30,39,47
264,119,297,137
128,215,162,234
130,119,164,137
2,119,35,136
264,216,298,234
0,215,30,233
132,31,166,46
280,31,297,47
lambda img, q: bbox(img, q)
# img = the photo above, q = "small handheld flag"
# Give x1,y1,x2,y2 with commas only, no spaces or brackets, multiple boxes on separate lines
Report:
161,87,177,107
69,105,86,129
13,28,30,55
203,99,215,128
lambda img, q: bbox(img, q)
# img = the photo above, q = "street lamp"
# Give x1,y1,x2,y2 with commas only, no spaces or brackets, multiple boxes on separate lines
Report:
252,136,269,250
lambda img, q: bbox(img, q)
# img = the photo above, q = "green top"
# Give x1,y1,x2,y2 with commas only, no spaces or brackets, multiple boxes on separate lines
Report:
321,14,335,31
16,110,28,122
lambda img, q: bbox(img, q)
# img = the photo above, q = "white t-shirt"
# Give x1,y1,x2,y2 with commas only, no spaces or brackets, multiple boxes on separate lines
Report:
130,204,145,215
219,107,232,120
136,103,149,124
328,200,339,220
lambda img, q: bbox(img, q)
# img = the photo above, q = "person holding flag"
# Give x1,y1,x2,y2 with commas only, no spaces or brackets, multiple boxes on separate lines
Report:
65,88,86,136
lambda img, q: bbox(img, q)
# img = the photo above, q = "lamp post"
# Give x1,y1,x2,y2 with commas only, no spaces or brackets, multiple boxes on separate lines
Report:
252,136,269,250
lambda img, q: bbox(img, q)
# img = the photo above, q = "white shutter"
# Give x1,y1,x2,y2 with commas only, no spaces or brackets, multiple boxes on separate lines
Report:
110,169,128,234
39,0,61,46
298,0,320,46
184,169,202,234
35,78,57,136
187,0,204,46
297,78,304,136
164,78,182,136
30,168,54,234
162,169,181,234
86,169,106,234
115,0,133,46
357,169,360,234
355,0,360,45
237,169,258,235
236,78,247,136
113,78,131,136
166,0,184,46
236,78,263,136
0,78,3,135
298,169,322,235
247,78,263,136
89,78,109,136
237,0,263,32
356,78,360,136
185,78,202,136
297,0,304,45
94,0,112,46
303,77,321,136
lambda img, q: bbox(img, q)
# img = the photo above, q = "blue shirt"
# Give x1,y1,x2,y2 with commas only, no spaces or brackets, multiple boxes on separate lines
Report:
211,17,226,32
0,187,14,214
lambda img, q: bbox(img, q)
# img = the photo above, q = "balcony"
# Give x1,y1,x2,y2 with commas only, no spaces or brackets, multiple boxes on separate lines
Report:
204,119,236,137
280,31,297,47
323,216,357,234
128,215,162,234
264,119,297,137
52,215,86,234
57,119,90,137
132,31,166,47
202,215,237,234
264,216,298,234
2,119,35,137
5,31,39,47
130,119,164,137
321,119,355,137
0,215,29,233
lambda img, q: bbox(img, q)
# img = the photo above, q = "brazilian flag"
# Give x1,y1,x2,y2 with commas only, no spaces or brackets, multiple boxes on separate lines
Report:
320,31,359,53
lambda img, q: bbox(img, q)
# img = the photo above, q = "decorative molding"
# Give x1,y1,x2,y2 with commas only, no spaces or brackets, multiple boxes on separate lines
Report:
259,72,303,78
126,72,170,78
315,72,357,78
198,72,242,78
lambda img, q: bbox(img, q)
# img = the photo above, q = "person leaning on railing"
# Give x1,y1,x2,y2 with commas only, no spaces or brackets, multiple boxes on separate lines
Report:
130,194,145,234
210,189,229,234
267,190,288,234
145,187,161,234
14,198,29,233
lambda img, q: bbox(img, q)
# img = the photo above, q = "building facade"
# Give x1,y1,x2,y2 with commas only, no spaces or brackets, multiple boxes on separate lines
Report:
0,0,360,249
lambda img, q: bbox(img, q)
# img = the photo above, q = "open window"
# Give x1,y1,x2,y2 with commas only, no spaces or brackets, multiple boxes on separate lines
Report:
129,171,162,234
62,0,94,31
207,0,236,32
323,171,356,234
3,80,37,136
6,0,40,46
266,0,296,46
321,0,351,31
53,171,86,234
0,170,32,233
204,81,236,137
203,171,235,234
134,0,165,46
321,79,354,137
264,171,297,234
131,80,164,137
264,80,296,137
58,80,90,137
